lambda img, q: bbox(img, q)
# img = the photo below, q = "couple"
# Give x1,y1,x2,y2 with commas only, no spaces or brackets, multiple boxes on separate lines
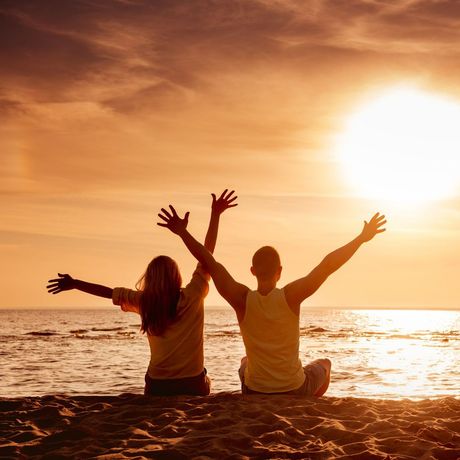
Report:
47,190,386,397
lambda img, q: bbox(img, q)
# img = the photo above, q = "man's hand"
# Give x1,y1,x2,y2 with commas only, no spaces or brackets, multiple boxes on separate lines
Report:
211,189,238,215
359,212,387,243
47,273,76,294
157,205,189,235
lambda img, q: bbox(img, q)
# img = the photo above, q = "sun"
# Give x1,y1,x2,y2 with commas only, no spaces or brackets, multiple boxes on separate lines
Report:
336,86,460,205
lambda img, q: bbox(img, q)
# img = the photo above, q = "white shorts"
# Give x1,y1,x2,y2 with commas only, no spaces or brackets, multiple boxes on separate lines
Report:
239,357,329,396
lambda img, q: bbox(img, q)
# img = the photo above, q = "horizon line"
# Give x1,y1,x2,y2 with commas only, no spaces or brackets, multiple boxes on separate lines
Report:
1,305,459,311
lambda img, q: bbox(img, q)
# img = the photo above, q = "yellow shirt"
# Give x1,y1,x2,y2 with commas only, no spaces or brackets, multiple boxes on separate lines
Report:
112,266,209,379
239,288,305,393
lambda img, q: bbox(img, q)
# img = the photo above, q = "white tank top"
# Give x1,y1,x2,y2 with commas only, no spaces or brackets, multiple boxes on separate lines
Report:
239,288,305,392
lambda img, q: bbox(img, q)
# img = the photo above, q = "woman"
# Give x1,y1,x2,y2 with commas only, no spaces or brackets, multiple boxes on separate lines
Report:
47,190,237,396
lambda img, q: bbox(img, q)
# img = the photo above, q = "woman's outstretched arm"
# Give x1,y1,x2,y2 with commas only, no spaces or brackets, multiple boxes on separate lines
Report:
47,273,113,299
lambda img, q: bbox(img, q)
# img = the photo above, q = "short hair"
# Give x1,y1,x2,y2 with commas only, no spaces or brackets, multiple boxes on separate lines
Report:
252,246,281,280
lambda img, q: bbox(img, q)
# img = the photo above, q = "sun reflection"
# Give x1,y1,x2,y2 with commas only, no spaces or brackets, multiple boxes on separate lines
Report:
359,309,456,335
346,310,458,399
300,308,459,399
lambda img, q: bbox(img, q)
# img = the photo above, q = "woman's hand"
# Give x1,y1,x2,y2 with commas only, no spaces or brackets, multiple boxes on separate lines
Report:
211,189,238,215
47,273,76,294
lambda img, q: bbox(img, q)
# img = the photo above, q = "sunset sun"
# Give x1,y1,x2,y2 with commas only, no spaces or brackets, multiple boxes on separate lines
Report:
337,87,460,205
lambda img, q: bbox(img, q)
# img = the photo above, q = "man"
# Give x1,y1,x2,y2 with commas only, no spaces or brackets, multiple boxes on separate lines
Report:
158,205,386,396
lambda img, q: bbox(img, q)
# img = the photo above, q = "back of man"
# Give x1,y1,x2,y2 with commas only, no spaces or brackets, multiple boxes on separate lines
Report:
239,287,305,393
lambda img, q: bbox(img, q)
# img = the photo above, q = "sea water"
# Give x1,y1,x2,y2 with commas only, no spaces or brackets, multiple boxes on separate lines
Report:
1,308,458,399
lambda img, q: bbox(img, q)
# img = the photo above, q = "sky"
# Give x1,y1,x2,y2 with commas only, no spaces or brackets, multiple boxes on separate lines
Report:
1,0,460,309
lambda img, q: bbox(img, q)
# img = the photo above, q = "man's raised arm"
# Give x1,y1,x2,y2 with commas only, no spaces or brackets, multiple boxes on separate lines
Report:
284,213,386,311
157,205,248,320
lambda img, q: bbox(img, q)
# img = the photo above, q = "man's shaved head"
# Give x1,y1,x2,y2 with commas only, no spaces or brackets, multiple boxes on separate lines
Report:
251,246,281,281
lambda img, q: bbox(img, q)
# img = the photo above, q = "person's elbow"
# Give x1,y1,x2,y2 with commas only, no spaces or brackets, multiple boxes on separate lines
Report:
320,255,337,275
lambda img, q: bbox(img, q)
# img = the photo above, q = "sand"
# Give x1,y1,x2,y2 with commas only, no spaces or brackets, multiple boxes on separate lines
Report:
1,393,459,459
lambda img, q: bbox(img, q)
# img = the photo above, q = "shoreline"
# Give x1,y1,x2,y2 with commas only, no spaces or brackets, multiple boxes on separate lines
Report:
2,306,460,311
2,392,459,459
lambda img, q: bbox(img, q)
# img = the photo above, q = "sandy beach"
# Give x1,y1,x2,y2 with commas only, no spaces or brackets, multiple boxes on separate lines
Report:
1,393,459,459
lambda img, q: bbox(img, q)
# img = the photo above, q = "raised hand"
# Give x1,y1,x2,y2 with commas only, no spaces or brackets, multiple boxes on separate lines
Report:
211,189,238,215
157,205,189,235
47,273,76,294
359,212,387,242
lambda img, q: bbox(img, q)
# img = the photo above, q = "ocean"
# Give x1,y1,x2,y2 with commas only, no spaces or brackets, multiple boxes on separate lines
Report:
1,308,458,400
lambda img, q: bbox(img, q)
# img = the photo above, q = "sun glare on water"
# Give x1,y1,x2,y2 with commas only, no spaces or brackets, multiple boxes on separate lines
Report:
337,87,460,205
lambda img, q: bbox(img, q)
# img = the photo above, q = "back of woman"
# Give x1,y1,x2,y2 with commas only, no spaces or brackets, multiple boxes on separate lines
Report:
113,263,210,395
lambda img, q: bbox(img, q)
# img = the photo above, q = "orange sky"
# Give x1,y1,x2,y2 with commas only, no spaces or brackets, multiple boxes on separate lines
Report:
1,0,460,309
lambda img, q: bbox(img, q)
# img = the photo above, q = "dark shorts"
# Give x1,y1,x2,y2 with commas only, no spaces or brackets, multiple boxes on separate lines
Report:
144,369,211,396
240,358,329,396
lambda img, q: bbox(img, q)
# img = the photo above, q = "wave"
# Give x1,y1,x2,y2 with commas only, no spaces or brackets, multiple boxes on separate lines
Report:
205,322,239,328
73,333,135,340
25,331,59,336
308,326,328,333
206,331,240,338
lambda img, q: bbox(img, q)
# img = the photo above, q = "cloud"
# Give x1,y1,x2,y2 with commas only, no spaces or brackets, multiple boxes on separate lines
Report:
1,0,460,196
3,0,459,110
2,0,459,113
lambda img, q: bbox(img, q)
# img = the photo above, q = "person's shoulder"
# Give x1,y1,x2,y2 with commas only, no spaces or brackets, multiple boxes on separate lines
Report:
183,264,210,299
112,287,141,313
192,264,211,282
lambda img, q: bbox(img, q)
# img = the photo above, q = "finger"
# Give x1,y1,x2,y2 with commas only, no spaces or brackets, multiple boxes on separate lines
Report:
51,290,62,295
211,193,216,203
226,196,237,204
157,223,168,227
376,228,386,233
160,208,172,218
371,212,382,222
48,278,62,283
48,288,61,294
158,213,169,222
224,190,235,199
46,283,59,289
219,189,229,199
228,204,238,208
377,220,387,227
184,211,190,221
169,205,178,217
57,273,68,278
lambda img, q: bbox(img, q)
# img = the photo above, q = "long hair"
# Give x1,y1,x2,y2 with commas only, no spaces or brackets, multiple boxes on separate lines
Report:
136,255,182,336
